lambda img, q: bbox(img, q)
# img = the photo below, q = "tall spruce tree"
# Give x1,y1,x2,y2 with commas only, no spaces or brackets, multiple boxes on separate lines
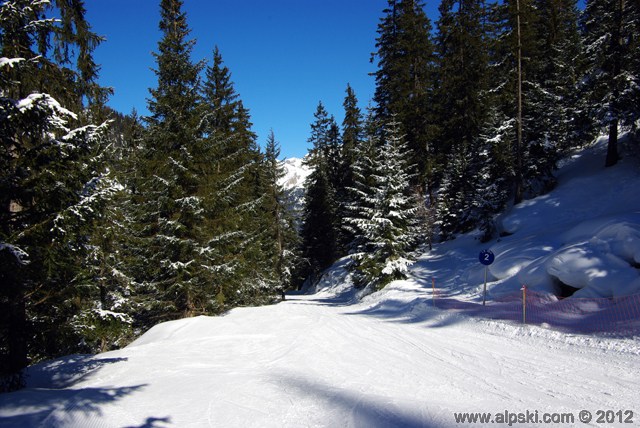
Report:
199,47,279,309
433,0,491,236
343,112,380,257
434,0,488,159
135,0,206,321
300,102,340,280
338,84,365,251
582,0,640,166
371,0,437,187
340,85,364,193
533,0,583,154
1,0,113,391
262,130,300,289
517,0,584,197
77,110,146,353
481,0,550,204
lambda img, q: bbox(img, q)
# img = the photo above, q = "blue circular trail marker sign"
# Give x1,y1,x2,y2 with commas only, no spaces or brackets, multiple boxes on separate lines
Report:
479,250,495,266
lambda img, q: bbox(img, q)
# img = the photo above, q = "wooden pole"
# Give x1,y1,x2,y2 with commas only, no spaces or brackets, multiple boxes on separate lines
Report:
432,277,436,307
521,285,527,324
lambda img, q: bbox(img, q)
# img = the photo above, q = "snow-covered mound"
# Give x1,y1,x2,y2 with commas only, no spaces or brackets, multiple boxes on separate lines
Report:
486,137,640,299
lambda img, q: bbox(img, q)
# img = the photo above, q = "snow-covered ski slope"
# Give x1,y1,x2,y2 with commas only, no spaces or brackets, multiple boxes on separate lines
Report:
2,294,638,428
1,138,639,427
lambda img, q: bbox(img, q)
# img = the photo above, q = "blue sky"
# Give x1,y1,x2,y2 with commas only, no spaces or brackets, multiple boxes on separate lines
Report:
85,1,440,159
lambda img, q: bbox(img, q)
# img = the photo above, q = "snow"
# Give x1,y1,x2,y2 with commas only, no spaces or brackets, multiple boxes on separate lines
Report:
15,93,77,122
1,290,638,427
0,243,29,265
1,137,639,427
0,57,25,68
94,309,133,325
279,157,310,219
381,256,412,276
279,157,311,190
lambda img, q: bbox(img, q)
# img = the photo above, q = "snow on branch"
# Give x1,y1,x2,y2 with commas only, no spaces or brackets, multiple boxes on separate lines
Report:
14,93,78,129
63,121,112,144
51,176,124,237
0,243,30,265
0,57,25,68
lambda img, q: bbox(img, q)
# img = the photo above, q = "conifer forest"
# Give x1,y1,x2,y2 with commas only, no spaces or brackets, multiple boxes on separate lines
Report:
1,0,639,392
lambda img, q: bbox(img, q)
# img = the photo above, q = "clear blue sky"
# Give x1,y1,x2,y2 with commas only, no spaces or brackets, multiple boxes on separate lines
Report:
85,1,440,159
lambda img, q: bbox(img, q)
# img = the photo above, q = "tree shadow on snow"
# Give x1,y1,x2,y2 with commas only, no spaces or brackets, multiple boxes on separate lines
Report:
348,292,640,336
274,372,446,428
0,355,167,427
285,293,356,307
26,354,129,389
0,383,147,427
123,416,173,428
344,293,469,329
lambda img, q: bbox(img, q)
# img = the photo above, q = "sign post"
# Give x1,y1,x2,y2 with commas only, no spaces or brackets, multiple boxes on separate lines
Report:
479,250,495,306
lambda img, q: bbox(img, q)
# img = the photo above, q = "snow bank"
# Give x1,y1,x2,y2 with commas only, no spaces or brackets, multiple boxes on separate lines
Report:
546,217,640,298
485,138,640,299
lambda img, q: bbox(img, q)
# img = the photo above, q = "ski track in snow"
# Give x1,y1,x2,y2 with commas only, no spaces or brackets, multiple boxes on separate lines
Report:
1,294,638,428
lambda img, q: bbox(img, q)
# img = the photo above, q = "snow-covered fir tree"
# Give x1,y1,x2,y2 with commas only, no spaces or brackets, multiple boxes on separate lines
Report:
346,118,418,290
343,114,379,257
0,0,115,391
132,0,207,322
337,84,365,251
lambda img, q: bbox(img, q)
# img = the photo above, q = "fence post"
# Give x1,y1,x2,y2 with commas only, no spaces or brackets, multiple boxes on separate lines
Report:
432,277,436,308
521,285,527,324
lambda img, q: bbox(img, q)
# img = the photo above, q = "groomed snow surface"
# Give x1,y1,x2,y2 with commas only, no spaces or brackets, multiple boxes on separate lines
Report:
1,138,639,427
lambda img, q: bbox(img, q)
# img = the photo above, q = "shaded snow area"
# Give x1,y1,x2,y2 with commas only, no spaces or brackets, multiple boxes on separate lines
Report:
1,138,639,427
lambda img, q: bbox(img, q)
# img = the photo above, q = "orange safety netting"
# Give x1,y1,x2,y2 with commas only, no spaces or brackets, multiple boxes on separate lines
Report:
431,288,640,335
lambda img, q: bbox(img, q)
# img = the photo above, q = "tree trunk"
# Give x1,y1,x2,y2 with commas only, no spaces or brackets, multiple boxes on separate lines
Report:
0,249,28,392
605,118,619,167
605,0,624,168
514,0,524,204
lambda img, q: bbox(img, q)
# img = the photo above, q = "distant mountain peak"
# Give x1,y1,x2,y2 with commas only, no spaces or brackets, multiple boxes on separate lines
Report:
279,157,311,191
